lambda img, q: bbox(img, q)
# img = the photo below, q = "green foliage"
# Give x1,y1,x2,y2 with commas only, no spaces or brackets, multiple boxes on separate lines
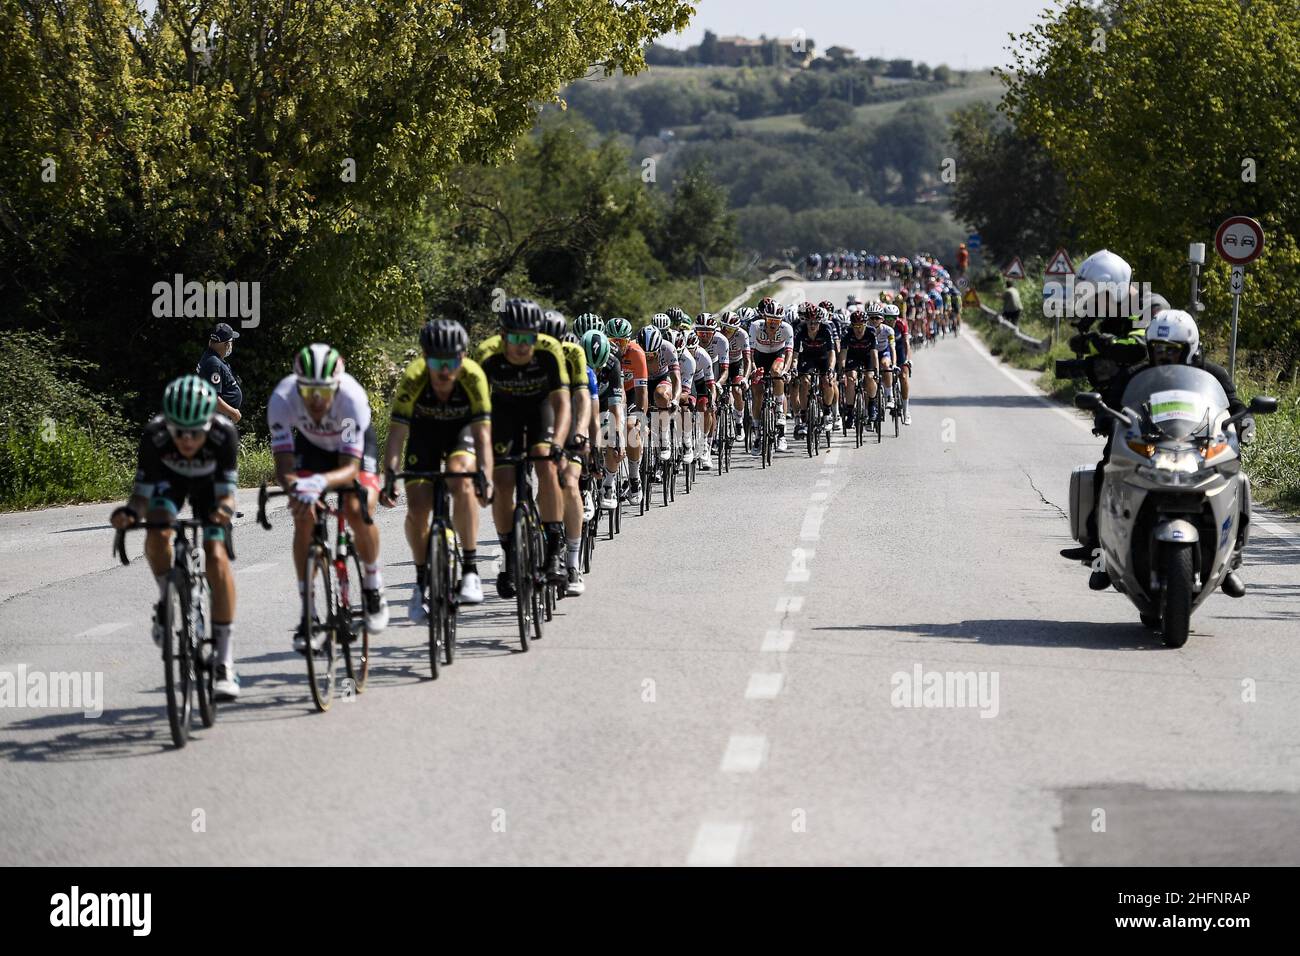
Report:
803,99,855,132
949,103,1072,261
1,0,693,423
0,424,133,510
1000,0,1300,370
653,162,737,275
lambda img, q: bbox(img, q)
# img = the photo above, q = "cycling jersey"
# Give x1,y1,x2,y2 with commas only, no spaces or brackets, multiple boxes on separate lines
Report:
687,345,715,385
893,318,910,364
726,327,752,365
268,371,372,460
677,349,695,390
474,333,569,402
841,328,876,370
795,323,838,373
702,333,730,377
644,338,680,382
747,319,795,355
134,414,239,505
560,340,589,393
620,342,648,394
595,351,625,408
871,322,896,358
390,357,491,427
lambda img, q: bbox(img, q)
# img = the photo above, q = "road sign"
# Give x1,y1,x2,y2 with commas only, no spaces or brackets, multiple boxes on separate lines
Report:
962,288,981,309
1044,248,1074,276
957,276,969,291
1229,265,1245,296
967,233,982,249
1002,257,1025,280
1214,216,1265,265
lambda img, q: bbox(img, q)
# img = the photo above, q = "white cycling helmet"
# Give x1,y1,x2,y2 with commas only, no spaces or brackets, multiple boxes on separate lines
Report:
1145,309,1199,365
1075,249,1133,319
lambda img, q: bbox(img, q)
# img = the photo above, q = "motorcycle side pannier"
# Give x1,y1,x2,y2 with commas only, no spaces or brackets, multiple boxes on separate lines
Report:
1069,465,1095,544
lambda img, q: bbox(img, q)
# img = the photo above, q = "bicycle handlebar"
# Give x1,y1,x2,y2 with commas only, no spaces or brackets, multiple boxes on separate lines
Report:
112,516,238,565
257,478,373,531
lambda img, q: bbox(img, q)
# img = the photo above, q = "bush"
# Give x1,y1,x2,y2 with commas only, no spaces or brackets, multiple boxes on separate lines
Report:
0,424,132,510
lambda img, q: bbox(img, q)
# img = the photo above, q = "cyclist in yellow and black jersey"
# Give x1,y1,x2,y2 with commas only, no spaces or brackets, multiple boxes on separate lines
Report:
381,319,493,609
542,310,595,596
474,299,571,592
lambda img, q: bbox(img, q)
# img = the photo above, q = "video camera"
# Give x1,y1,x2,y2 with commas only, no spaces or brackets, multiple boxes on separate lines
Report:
1054,314,1147,386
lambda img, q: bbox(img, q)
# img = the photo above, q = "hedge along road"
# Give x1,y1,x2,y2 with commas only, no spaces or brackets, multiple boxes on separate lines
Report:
1,279,1298,865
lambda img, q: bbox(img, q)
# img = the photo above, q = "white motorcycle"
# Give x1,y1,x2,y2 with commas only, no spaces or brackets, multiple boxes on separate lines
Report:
1069,364,1276,647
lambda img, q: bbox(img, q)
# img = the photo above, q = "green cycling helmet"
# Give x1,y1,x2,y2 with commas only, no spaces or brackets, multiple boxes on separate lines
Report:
162,375,218,429
582,330,611,370
574,312,604,336
605,316,633,340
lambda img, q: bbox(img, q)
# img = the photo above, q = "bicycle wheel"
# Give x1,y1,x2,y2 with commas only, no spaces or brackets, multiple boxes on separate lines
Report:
341,544,370,693
442,526,460,667
425,524,444,679
161,573,193,748
893,385,901,438
874,394,883,443
194,578,217,729
303,546,338,712
855,396,864,447
512,508,532,651
529,521,546,641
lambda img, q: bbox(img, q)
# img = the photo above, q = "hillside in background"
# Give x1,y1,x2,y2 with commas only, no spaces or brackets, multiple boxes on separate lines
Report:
554,46,1005,260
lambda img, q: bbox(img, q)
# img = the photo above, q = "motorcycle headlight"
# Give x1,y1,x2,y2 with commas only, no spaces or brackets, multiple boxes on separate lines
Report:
1152,449,1200,474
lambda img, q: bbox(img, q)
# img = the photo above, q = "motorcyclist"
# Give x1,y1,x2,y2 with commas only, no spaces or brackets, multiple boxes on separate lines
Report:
1076,309,1255,594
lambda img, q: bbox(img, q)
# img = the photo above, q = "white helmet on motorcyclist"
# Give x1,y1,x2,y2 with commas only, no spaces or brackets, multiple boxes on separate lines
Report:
1075,249,1133,320
1145,309,1199,365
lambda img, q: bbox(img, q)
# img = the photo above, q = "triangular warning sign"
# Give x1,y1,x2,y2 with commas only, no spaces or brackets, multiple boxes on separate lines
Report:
1044,247,1074,276
1002,257,1026,280
962,288,981,309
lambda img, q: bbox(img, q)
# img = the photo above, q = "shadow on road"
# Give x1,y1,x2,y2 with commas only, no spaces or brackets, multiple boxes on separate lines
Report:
814,618,1166,651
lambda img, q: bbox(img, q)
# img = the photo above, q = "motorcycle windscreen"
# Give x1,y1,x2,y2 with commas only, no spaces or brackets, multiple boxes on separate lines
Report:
1121,365,1229,440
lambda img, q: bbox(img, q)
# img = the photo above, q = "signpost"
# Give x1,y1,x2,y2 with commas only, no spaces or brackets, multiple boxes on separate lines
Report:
1043,248,1074,345
1002,257,1025,281
962,288,981,310
1214,216,1265,380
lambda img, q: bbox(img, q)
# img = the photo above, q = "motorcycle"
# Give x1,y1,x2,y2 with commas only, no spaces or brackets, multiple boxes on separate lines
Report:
1070,365,1276,647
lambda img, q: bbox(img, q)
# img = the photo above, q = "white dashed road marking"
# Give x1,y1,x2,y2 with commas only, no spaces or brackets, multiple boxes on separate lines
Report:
720,735,768,773
75,621,130,639
745,673,784,699
687,822,747,866
762,629,795,653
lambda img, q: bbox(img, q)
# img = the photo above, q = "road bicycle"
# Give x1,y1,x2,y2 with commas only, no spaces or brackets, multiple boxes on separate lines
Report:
496,454,558,649
752,370,778,468
391,468,485,680
257,480,372,712
113,516,236,748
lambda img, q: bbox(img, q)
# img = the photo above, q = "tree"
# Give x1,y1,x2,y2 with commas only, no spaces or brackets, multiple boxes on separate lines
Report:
698,30,719,65
803,99,855,132
933,64,953,85
948,104,1072,261
653,162,738,276
0,0,693,421
1002,0,1300,369
873,101,945,202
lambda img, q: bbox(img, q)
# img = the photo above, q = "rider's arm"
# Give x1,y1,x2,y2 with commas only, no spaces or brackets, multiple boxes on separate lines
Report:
549,387,571,447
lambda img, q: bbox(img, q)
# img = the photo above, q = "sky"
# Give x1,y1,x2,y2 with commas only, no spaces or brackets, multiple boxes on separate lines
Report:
659,0,1060,71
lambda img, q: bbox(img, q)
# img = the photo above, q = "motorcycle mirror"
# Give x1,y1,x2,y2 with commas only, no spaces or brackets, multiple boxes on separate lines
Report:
1074,392,1103,411
1249,396,1279,415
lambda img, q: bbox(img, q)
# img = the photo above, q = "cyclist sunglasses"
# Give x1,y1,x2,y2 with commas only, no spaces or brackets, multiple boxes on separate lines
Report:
610,337,631,349
427,356,463,371
166,423,211,441
297,383,339,402
505,332,537,346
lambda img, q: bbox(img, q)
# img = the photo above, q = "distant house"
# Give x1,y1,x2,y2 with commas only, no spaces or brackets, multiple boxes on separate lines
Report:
715,35,812,68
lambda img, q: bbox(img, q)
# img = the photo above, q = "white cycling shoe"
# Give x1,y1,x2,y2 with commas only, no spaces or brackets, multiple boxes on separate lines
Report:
214,666,240,702
699,451,713,471
903,414,913,426
363,589,389,634
600,487,618,510
776,436,788,453
409,587,429,624
458,571,484,605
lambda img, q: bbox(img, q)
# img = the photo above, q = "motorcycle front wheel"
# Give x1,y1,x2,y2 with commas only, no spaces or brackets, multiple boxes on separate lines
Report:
1160,544,1194,648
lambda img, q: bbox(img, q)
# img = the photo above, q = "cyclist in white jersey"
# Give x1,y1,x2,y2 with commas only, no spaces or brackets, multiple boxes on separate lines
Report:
721,310,753,425
267,344,389,645
747,298,794,453
696,314,728,468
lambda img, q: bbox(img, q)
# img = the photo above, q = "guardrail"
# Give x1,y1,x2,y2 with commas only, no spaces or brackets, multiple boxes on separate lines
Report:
978,301,1051,352
718,269,803,313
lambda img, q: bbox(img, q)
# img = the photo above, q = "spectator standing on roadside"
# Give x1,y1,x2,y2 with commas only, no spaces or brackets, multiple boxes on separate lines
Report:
197,323,244,424
1001,281,1022,327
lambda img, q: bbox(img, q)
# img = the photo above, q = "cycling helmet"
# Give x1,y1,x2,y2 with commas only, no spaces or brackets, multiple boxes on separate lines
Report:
719,311,741,330
419,319,468,356
561,331,580,345
865,301,885,317
162,375,218,429
797,301,817,320
849,309,867,323
760,297,781,317
605,316,633,340
811,307,828,323
294,343,345,385
1145,309,1199,364
581,330,611,369
739,307,758,322
685,330,700,350
651,312,672,330
697,313,720,331
884,304,900,317
541,310,567,340
500,298,544,333
637,326,663,355
573,312,603,336
665,307,687,326
818,299,835,312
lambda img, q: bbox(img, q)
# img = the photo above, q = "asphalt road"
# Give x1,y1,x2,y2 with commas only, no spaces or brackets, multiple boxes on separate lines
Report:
3,279,1298,866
